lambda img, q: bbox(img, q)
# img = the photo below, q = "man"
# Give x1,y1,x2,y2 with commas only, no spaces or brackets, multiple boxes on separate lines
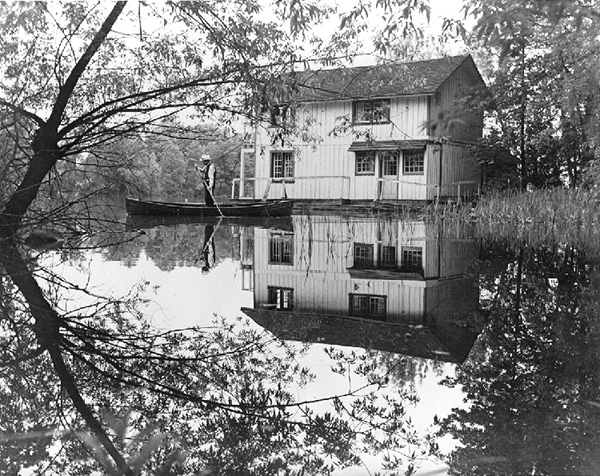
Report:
200,154,217,207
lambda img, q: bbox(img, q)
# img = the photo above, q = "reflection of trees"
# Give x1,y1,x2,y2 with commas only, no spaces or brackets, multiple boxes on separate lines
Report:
102,223,238,271
440,242,600,475
0,271,430,474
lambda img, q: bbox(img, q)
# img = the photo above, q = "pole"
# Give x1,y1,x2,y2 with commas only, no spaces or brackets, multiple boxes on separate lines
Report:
204,178,224,217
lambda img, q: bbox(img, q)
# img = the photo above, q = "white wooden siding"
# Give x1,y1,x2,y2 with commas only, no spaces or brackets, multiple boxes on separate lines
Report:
254,97,436,200
252,216,477,323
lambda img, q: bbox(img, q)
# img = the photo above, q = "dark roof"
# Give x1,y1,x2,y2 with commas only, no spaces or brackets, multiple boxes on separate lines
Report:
242,307,461,363
291,55,473,102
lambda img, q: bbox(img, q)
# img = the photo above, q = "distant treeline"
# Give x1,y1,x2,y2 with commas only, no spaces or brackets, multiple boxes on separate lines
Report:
54,129,253,200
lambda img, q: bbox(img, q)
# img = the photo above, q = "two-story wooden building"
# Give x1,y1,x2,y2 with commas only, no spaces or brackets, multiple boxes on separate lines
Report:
238,55,486,203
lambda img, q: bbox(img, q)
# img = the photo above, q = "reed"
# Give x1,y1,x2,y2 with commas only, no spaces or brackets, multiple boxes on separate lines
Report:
469,188,600,252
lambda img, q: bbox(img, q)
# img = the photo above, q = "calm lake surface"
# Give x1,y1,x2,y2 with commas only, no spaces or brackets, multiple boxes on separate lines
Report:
37,207,600,475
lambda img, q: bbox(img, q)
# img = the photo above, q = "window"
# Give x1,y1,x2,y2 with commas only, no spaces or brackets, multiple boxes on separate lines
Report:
349,294,387,320
269,231,293,264
379,245,397,268
353,99,391,124
268,287,294,310
403,149,425,175
401,246,423,272
270,104,289,127
354,243,374,267
271,151,294,179
355,151,375,175
382,152,399,176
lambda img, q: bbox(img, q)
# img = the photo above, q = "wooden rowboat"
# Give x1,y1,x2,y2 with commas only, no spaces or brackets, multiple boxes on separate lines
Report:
125,197,293,217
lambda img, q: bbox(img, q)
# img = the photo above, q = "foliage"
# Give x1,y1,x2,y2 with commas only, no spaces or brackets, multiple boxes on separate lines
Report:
457,0,600,188
439,241,600,475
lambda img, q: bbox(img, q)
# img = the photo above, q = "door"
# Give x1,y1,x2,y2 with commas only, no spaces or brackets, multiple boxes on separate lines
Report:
380,152,399,199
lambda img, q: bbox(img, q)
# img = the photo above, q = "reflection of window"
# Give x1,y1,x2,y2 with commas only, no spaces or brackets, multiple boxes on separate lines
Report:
379,245,397,268
355,151,375,175
354,243,374,267
353,99,390,124
403,149,425,174
268,287,294,310
269,232,293,264
382,152,399,176
401,246,423,271
271,151,294,178
349,294,387,320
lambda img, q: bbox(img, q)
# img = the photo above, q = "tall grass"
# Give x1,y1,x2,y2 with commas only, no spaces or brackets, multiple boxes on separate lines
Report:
469,188,600,252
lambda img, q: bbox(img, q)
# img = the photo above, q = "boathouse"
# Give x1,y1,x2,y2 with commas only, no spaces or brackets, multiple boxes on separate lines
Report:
235,55,486,203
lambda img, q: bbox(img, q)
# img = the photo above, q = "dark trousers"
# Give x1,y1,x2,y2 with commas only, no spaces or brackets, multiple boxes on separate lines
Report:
204,186,215,207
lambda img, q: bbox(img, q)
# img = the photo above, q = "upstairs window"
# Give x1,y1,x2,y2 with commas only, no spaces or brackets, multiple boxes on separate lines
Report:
270,104,289,127
353,99,390,124
355,151,375,175
403,149,425,175
271,151,294,178
268,287,294,310
349,294,387,320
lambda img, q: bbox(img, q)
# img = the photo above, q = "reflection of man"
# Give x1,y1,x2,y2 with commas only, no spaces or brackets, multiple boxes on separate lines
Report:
201,224,216,273
200,154,217,207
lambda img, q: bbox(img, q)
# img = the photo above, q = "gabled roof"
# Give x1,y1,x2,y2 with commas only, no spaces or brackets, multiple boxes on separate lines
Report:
291,55,477,102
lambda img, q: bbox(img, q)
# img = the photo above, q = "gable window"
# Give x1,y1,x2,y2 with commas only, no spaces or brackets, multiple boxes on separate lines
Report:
353,99,390,124
355,151,375,175
271,151,294,178
354,243,374,267
270,104,289,127
349,294,387,320
268,287,294,310
403,149,425,175
269,231,293,264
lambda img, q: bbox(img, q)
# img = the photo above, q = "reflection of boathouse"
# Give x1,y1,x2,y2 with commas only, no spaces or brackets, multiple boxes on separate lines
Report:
243,215,481,363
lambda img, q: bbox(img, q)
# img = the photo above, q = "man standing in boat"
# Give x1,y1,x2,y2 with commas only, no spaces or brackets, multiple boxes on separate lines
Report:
200,154,217,207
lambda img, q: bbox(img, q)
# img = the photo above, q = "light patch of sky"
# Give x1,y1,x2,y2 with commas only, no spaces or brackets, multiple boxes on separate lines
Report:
272,0,470,67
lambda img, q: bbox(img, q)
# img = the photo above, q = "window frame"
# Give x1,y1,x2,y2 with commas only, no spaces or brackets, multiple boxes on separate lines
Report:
352,99,391,125
270,151,295,179
401,246,423,272
355,151,376,176
353,243,374,268
349,293,387,320
269,231,294,265
268,286,294,310
382,152,399,176
378,245,397,269
402,149,425,175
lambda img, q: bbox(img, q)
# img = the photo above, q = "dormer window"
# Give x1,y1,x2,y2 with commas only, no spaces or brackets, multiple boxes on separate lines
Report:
353,99,390,124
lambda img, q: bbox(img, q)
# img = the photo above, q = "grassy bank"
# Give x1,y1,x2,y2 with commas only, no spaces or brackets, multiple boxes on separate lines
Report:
466,188,600,251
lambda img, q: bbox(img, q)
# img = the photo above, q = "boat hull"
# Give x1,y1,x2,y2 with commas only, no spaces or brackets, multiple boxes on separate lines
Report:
125,198,293,217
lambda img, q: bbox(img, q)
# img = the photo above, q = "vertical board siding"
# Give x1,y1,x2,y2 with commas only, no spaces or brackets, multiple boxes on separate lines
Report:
254,96,439,200
252,217,472,322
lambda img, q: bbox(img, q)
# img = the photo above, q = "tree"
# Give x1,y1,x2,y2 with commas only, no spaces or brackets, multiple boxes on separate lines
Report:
455,0,600,189
0,1,439,473
439,240,600,475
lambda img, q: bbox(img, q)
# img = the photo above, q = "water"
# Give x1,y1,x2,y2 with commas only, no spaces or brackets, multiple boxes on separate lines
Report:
11,210,600,475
